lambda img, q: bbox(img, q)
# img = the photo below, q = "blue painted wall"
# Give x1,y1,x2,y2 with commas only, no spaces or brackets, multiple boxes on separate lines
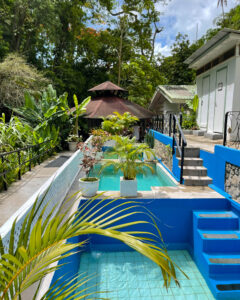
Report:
200,145,240,193
51,196,229,289
150,130,181,181
151,130,173,146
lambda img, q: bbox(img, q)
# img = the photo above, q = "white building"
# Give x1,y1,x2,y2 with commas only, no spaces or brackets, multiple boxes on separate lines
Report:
149,85,196,114
185,28,240,139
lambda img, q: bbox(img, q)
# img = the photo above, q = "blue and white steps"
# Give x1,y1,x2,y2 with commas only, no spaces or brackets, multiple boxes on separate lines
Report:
193,211,240,299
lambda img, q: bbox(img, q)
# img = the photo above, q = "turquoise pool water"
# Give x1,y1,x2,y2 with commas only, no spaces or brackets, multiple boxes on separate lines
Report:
89,163,175,191
75,250,214,300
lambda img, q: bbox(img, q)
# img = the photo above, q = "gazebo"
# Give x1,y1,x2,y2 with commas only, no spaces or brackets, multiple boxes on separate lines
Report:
85,81,154,134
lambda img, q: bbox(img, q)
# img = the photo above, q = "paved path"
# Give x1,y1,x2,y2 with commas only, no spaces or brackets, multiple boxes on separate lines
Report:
185,134,223,153
0,151,73,227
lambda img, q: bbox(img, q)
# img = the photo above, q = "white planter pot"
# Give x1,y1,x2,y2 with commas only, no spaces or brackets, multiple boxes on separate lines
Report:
120,177,137,197
68,142,78,152
143,151,155,161
104,140,116,147
79,178,99,197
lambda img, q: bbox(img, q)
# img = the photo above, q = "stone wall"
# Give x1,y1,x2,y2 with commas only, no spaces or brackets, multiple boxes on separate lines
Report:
154,139,172,170
225,162,240,202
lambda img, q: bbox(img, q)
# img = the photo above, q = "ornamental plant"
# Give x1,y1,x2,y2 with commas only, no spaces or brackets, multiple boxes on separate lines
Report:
77,142,101,181
101,112,139,136
100,136,155,180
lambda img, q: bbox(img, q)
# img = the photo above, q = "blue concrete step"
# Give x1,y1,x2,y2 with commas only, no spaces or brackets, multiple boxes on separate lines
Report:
198,230,240,253
193,210,240,299
209,277,240,300
194,211,239,230
203,253,240,275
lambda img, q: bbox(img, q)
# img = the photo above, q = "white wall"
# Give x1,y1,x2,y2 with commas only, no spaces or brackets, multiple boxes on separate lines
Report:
196,56,236,134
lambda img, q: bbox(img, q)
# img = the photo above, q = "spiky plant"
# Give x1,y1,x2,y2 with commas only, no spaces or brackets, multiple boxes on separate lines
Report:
0,188,186,299
101,136,155,180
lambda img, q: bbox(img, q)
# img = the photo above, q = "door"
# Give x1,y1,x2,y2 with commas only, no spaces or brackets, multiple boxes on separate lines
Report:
214,67,227,133
200,76,210,128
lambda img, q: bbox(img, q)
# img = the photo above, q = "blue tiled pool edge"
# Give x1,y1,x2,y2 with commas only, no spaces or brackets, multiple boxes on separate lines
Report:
50,196,235,299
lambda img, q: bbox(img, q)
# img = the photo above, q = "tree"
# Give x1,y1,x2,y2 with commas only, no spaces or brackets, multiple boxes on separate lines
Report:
0,53,49,109
122,56,166,107
158,34,198,85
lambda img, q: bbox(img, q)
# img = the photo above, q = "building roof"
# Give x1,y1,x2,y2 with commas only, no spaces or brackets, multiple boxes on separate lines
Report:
88,81,127,92
185,28,240,69
149,85,196,110
84,96,154,119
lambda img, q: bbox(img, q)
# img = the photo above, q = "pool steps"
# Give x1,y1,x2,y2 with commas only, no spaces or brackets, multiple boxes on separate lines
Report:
193,210,240,299
176,146,213,186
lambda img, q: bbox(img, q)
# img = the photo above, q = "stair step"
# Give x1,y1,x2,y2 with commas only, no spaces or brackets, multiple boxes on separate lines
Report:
183,166,207,176
203,233,238,239
175,147,200,158
209,277,240,299
178,157,203,166
184,176,212,186
193,211,239,230
199,230,240,253
203,253,240,276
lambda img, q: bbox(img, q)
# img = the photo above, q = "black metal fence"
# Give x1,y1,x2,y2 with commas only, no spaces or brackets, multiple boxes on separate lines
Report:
223,111,240,149
0,140,54,191
151,113,187,184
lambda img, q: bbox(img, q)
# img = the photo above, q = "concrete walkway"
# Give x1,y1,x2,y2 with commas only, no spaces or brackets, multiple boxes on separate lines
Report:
185,134,223,153
0,151,73,227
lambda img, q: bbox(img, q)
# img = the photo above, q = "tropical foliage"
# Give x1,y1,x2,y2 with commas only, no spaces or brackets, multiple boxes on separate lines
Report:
71,95,91,136
0,54,49,109
100,136,155,180
0,190,184,299
101,112,139,135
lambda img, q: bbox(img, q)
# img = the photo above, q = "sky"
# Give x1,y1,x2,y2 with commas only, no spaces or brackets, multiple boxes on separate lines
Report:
155,0,238,57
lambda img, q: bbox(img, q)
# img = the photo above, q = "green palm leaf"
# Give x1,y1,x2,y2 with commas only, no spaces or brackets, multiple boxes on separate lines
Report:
0,191,186,299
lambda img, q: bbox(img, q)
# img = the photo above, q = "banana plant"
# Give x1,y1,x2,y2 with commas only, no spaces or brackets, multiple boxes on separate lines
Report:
0,190,186,299
71,95,91,136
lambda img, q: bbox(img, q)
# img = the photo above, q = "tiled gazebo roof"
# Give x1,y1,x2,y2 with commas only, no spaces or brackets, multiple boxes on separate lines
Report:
88,81,127,92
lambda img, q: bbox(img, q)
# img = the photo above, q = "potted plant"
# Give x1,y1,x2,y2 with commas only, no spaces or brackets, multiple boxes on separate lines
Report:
78,142,100,197
66,134,82,151
100,136,155,197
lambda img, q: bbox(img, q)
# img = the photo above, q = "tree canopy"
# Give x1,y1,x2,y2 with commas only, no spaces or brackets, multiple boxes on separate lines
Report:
0,1,240,108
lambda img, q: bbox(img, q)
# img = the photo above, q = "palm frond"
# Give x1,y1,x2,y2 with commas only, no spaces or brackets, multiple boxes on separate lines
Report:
0,191,185,299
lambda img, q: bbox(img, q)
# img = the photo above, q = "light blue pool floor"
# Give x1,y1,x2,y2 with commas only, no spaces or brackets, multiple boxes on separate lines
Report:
76,250,215,300
89,163,175,191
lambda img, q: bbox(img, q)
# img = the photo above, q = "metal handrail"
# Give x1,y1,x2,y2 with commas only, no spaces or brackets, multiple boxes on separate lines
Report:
171,114,187,184
0,140,53,190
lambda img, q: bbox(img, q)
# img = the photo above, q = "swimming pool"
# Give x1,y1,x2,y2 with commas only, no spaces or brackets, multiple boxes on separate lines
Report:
75,250,214,300
89,163,176,191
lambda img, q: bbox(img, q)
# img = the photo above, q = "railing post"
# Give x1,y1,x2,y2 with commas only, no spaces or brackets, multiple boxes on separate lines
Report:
180,142,185,184
223,112,228,146
28,146,31,172
18,150,21,180
162,114,164,134
1,156,7,191
179,114,182,147
169,114,172,137
172,116,176,155
37,144,41,165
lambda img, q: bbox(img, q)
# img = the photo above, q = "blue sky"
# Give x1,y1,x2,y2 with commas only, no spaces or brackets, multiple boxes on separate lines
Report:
155,0,238,56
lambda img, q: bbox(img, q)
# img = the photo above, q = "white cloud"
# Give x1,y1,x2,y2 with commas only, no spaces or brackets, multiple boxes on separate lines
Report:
156,0,238,56
155,42,172,57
